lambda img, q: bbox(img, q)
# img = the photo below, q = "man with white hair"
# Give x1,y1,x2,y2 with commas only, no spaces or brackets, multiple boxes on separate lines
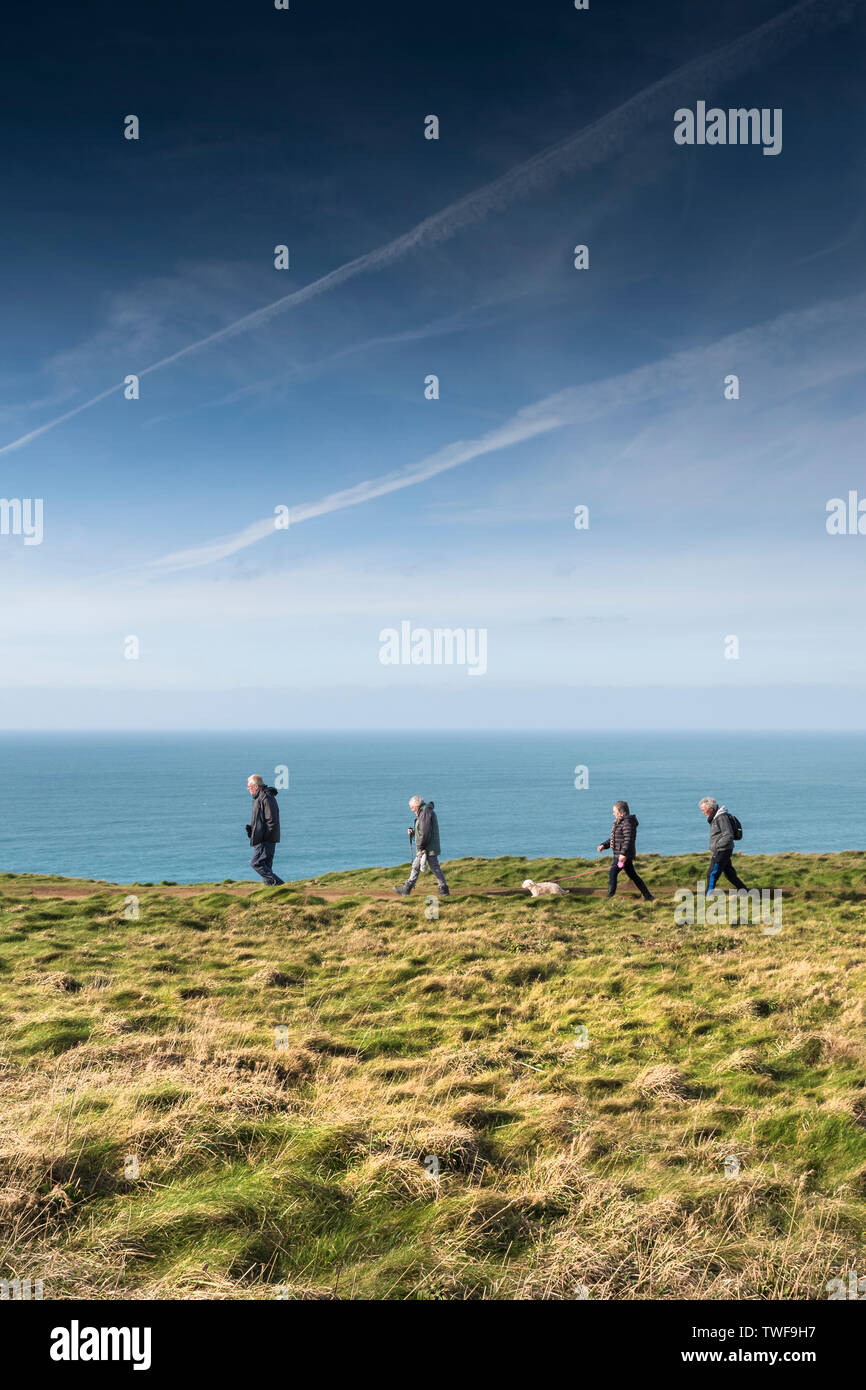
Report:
245,774,284,885
699,797,748,892
393,795,450,897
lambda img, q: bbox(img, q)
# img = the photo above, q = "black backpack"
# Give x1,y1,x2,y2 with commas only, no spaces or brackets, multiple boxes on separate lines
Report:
728,812,743,841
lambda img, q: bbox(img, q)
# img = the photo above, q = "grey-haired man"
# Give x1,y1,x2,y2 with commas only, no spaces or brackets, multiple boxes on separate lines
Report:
246,775,284,885
394,796,450,897
700,797,748,892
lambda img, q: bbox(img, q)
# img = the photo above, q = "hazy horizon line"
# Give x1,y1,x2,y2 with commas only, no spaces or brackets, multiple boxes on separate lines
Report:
0,727,863,737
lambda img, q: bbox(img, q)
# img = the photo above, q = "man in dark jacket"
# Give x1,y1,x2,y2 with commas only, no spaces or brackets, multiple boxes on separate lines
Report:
394,796,449,896
597,800,653,900
699,798,748,891
246,775,284,885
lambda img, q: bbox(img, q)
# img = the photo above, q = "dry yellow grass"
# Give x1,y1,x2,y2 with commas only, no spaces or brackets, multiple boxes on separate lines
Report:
1,852,865,1300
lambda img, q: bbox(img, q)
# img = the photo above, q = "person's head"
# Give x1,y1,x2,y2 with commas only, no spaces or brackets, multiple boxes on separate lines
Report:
247,774,264,798
408,795,423,813
699,797,718,820
612,800,629,820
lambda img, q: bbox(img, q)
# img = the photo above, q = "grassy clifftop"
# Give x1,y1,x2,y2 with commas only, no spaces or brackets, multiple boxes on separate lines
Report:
1,852,865,1300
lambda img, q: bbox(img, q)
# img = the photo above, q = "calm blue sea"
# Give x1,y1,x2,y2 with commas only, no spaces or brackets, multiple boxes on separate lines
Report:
0,732,862,884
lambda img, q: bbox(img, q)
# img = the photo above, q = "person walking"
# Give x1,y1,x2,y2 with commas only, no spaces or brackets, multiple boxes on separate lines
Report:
597,801,654,901
246,774,284,885
699,797,748,891
393,796,450,897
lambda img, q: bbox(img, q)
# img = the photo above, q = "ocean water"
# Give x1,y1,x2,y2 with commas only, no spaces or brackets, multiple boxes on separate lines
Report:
0,732,862,885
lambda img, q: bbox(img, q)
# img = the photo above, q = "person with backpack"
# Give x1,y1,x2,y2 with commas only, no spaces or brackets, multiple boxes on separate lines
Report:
393,796,450,897
699,798,748,891
245,775,284,885
597,801,654,901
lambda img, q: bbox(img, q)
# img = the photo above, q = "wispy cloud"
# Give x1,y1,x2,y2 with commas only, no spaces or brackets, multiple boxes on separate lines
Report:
1,0,854,458
141,295,525,428
142,291,866,573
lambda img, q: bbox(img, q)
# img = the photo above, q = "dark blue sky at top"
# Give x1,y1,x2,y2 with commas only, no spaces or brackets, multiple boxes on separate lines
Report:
3,0,861,387
0,0,864,727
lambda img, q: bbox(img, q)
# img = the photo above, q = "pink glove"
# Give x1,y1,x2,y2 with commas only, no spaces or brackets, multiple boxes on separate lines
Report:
617,855,626,868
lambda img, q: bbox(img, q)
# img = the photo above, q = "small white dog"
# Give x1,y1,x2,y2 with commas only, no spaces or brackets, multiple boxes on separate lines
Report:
522,879,566,897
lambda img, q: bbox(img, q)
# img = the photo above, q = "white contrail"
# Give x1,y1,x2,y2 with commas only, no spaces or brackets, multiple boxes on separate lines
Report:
145,290,866,573
145,418,567,572
1,0,856,458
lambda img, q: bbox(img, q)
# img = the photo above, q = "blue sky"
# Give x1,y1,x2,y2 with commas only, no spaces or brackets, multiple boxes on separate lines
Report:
1,0,864,728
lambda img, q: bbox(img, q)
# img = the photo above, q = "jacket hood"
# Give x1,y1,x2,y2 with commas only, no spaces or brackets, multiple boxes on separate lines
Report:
619,813,638,828
711,804,726,820
419,800,434,810
258,785,278,796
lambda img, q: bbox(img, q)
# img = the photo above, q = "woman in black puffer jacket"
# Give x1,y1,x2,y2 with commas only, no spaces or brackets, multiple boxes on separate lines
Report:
597,801,654,901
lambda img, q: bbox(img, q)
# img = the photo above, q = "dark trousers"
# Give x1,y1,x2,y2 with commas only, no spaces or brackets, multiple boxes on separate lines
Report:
608,857,653,900
707,851,747,892
251,840,283,885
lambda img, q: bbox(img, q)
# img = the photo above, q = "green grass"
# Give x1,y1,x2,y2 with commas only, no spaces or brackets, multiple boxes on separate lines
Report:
0,852,865,1300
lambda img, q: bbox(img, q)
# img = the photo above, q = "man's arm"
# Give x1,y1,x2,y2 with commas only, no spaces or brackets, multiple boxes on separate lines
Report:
414,809,430,852
713,812,734,853
262,793,277,838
